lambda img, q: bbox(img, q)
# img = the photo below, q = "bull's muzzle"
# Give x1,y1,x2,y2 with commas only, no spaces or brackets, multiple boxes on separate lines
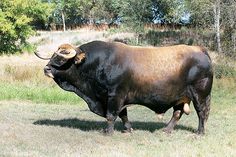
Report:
44,66,54,78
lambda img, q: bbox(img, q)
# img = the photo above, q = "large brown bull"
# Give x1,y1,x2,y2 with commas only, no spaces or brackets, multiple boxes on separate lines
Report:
35,41,213,135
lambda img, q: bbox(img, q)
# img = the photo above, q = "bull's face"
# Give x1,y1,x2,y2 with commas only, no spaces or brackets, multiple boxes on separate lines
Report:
35,44,85,78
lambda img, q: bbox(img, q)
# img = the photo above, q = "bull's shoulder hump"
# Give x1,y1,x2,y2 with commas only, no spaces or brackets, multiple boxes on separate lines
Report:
79,40,109,49
165,44,203,52
178,45,207,53
120,44,203,53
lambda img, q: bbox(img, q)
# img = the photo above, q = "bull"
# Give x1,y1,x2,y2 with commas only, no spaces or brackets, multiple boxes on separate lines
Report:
35,41,213,135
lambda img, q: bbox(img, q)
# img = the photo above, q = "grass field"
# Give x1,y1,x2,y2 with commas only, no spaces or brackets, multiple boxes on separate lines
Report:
0,81,235,157
0,30,235,157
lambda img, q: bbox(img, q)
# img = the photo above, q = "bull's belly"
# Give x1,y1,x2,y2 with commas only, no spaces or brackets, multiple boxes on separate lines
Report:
125,87,189,114
126,95,174,114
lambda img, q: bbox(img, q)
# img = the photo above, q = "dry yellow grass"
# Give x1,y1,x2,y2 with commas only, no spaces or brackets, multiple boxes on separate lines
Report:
0,54,50,86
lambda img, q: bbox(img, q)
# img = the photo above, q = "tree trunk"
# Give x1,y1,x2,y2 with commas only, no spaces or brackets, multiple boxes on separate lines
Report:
61,11,66,32
233,33,236,52
214,0,222,53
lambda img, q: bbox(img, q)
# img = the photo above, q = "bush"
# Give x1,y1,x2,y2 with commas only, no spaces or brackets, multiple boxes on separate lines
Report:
0,0,52,54
143,30,197,46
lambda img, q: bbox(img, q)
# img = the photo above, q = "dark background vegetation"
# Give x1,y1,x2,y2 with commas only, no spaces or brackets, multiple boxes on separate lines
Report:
0,0,235,56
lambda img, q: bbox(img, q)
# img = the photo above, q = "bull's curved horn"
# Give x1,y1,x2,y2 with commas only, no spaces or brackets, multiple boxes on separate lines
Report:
56,48,76,59
34,51,51,60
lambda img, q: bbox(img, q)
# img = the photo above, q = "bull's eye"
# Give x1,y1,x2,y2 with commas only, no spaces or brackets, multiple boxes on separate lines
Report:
50,55,67,67
60,50,69,55
50,55,73,70
60,58,67,63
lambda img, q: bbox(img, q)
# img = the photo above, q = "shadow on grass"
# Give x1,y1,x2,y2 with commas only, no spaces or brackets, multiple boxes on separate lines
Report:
33,118,195,133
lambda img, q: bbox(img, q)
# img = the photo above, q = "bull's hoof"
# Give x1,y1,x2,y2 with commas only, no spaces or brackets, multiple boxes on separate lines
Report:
103,128,114,135
121,128,133,133
163,127,172,134
195,129,205,135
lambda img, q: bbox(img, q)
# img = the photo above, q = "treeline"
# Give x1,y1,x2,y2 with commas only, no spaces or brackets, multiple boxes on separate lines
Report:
0,0,235,55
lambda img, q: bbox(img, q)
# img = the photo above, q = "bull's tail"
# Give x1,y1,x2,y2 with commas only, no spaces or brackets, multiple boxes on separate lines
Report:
189,74,213,134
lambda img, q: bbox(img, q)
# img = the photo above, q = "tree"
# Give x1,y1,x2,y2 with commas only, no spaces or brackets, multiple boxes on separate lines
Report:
51,0,66,31
117,0,153,32
185,0,236,54
213,0,221,53
27,0,54,30
89,0,121,24
0,0,52,54
185,0,213,27
50,0,94,30
221,0,236,55
116,0,188,32
185,0,220,51
152,0,187,24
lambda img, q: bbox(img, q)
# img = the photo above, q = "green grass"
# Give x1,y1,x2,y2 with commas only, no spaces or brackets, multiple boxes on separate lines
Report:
0,82,82,105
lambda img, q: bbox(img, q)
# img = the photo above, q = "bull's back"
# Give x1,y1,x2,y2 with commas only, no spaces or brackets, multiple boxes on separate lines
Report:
115,44,209,84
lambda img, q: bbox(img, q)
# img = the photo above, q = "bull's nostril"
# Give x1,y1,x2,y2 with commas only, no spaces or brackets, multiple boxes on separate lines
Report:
44,66,51,71
44,66,54,78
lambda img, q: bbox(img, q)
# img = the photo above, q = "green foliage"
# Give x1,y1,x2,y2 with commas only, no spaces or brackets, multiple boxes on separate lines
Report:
141,29,198,46
185,0,214,27
115,0,187,33
152,0,187,24
49,0,121,28
117,0,153,32
48,0,188,32
1,0,235,56
0,0,53,54
185,0,236,54
48,0,96,31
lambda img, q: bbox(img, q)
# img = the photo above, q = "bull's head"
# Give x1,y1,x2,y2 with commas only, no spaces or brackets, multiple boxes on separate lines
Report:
35,44,86,78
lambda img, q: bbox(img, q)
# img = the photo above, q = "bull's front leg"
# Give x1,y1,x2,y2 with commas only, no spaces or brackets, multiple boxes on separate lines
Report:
119,108,133,133
104,114,117,135
104,96,121,135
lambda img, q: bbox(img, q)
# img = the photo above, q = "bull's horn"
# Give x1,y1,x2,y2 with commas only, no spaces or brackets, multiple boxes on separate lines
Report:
34,51,51,60
56,48,77,59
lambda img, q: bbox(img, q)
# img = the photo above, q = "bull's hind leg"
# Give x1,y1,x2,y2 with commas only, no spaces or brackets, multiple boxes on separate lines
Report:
119,108,133,133
163,104,184,133
191,88,211,134
190,77,212,134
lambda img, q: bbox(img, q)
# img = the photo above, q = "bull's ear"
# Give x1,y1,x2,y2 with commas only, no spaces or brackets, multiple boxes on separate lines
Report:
74,48,86,64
